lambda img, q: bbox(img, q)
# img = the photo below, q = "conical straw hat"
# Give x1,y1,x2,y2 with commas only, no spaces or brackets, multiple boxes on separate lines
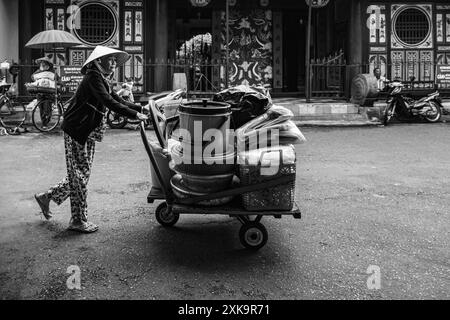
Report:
81,46,130,75
35,56,54,68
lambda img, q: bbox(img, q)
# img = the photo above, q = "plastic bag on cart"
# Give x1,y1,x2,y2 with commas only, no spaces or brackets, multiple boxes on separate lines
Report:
278,121,307,145
212,85,272,129
236,105,300,150
236,105,294,135
238,145,296,167
237,121,306,150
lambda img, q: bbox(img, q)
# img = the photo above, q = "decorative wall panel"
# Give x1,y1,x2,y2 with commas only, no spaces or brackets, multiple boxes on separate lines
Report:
134,11,143,43
57,8,65,31
369,54,387,76
44,52,67,66
69,49,86,66
420,50,433,81
367,4,387,71
211,10,223,89
380,14,386,44
367,5,386,45
124,11,133,42
437,13,444,43
437,52,450,64
405,50,419,80
122,1,144,92
45,8,54,30
220,8,273,88
272,11,282,89
391,50,404,80
446,14,450,43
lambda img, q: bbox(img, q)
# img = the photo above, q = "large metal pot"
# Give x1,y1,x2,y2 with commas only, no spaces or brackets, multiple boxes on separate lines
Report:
170,142,236,176
178,100,232,155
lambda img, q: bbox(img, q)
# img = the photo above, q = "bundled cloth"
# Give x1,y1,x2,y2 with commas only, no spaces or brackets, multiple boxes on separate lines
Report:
27,70,57,89
213,85,272,129
26,79,56,90
238,145,296,167
236,104,306,151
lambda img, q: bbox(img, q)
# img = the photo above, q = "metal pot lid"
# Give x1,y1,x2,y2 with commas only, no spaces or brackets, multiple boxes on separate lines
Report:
179,100,231,115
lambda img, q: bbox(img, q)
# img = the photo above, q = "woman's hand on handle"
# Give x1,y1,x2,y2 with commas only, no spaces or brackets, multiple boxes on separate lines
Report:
136,112,148,121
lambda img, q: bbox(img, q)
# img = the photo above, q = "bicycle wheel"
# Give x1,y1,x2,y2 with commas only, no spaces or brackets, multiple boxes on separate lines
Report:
0,97,26,129
32,98,62,132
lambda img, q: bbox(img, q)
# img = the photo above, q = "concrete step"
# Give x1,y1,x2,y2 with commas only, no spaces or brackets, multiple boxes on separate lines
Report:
294,119,381,127
274,99,364,122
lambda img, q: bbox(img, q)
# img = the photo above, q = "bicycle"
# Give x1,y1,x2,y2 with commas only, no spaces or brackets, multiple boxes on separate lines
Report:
0,84,27,135
27,85,65,133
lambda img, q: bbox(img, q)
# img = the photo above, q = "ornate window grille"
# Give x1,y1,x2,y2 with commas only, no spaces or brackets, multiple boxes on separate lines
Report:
74,2,118,46
394,7,430,46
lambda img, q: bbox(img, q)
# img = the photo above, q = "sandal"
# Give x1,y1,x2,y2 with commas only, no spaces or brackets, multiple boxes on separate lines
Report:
68,220,99,234
34,193,52,220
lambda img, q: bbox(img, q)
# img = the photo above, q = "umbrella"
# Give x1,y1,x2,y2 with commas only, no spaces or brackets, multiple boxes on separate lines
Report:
25,30,84,97
25,30,83,51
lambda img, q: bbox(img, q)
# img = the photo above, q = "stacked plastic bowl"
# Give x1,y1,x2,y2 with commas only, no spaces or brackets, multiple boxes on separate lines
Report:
170,100,236,204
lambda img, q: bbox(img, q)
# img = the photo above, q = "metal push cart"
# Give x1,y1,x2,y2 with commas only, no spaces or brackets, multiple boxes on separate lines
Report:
140,101,302,250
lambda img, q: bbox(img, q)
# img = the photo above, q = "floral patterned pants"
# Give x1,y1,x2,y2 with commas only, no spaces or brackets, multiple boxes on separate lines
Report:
45,133,96,222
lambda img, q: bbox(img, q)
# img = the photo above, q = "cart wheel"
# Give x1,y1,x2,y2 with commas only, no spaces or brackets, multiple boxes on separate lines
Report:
155,202,179,227
239,222,268,250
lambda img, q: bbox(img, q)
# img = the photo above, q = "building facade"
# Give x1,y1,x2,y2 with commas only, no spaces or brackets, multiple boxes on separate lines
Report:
3,0,450,98
365,1,450,83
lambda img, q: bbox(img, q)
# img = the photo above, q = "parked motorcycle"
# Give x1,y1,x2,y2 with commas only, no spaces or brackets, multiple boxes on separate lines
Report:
383,81,443,126
106,82,140,129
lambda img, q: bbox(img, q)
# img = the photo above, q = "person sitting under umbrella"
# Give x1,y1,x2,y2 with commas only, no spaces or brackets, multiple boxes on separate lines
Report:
28,57,59,128
31,56,57,87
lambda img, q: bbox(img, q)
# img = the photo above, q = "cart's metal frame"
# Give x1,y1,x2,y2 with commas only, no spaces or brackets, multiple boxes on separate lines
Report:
140,101,301,250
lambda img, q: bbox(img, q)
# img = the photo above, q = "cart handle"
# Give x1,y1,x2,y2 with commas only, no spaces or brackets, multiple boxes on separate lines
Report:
165,115,180,141
147,99,166,148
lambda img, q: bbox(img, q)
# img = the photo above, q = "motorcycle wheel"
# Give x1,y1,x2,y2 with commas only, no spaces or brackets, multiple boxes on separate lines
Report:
383,103,395,126
106,110,128,129
424,101,442,123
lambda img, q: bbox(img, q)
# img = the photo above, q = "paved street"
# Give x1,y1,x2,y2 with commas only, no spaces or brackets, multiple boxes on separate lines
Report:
0,123,449,300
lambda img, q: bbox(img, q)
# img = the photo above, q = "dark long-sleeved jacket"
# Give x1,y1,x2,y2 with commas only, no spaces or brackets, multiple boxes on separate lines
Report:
61,69,142,145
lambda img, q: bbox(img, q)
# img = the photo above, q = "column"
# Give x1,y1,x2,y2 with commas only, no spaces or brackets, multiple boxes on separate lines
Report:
0,0,19,63
154,0,169,92
19,0,44,95
346,0,363,97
